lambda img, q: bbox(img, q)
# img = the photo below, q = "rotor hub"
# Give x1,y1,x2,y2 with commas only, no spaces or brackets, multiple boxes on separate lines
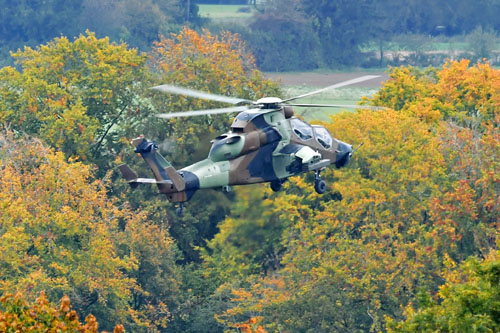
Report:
256,97,282,109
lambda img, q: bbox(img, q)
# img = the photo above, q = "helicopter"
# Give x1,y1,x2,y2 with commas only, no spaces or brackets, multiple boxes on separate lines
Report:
118,75,380,216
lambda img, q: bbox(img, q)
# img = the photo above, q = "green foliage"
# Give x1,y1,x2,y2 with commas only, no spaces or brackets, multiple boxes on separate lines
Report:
0,0,201,66
301,0,376,67
0,0,83,45
243,1,321,71
81,0,201,51
201,185,286,283
466,27,499,62
387,250,500,332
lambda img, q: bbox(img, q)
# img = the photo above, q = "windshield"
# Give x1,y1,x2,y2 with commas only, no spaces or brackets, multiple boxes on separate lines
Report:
313,126,333,149
291,118,313,141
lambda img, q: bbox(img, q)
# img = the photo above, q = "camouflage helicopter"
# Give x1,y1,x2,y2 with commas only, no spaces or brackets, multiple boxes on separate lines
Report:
119,75,380,216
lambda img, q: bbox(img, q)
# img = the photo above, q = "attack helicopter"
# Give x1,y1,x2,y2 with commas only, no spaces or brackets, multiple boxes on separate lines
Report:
118,75,380,216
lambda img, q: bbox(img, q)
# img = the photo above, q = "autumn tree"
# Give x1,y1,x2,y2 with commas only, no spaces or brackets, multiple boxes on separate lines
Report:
0,291,124,332
368,60,500,260
368,60,500,124
0,32,149,170
387,248,500,332
0,131,184,331
149,27,281,162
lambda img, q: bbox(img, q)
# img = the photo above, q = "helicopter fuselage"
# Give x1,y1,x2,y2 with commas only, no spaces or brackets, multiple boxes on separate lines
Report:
119,76,378,215
119,107,352,205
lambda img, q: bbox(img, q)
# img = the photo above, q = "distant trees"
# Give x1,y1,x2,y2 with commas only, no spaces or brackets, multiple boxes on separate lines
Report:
0,0,201,66
80,0,201,50
244,0,321,71
3,0,500,70
227,0,500,70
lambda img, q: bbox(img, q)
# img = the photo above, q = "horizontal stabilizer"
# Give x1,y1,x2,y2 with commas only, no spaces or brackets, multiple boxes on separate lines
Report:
118,164,173,189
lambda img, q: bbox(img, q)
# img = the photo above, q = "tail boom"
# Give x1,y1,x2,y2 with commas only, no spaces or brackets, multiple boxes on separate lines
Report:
119,136,198,203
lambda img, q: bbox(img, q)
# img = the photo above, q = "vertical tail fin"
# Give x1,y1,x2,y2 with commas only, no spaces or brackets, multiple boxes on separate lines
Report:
132,137,185,192
118,164,139,189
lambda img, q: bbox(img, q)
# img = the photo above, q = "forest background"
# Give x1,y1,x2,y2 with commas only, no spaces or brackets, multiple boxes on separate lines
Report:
0,0,499,332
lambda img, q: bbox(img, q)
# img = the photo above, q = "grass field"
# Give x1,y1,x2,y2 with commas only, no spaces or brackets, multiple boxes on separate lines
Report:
283,86,379,122
266,72,387,122
198,4,255,20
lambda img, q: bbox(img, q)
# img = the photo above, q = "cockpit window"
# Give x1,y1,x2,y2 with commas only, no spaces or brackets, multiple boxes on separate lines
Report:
291,118,313,141
313,126,333,149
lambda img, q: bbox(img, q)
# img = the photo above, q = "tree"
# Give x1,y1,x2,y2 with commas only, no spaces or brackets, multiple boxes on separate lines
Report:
208,59,500,332
0,131,184,331
0,32,149,170
387,249,500,332
0,292,124,332
80,0,201,51
244,0,321,71
0,0,82,46
368,60,500,124
300,0,376,67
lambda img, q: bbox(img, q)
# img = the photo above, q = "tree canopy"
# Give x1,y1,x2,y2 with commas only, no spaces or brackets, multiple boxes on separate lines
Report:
0,24,499,331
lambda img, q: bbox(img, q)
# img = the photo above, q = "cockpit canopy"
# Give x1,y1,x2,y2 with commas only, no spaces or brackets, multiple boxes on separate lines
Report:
290,118,333,149
312,125,333,149
291,118,313,141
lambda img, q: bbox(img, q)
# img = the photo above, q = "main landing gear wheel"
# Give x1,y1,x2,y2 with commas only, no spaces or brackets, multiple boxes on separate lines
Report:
314,179,327,194
270,179,283,192
314,169,327,194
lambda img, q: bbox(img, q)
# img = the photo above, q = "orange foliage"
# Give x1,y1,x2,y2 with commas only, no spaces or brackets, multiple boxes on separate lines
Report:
0,291,124,332
149,28,281,160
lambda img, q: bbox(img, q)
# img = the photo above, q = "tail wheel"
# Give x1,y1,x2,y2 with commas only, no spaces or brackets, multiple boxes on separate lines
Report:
176,203,184,217
314,180,327,194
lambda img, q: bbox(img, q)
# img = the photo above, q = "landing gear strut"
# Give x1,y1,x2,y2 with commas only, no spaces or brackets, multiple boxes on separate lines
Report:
314,170,327,194
176,203,184,217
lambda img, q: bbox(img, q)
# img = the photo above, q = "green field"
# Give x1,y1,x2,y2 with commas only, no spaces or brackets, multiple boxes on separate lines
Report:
198,4,255,20
282,86,378,122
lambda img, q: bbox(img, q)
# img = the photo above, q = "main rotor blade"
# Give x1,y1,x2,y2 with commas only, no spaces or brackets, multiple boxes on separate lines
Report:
282,75,380,103
288,103,387,110
150,84,252,105
156,106,250,119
